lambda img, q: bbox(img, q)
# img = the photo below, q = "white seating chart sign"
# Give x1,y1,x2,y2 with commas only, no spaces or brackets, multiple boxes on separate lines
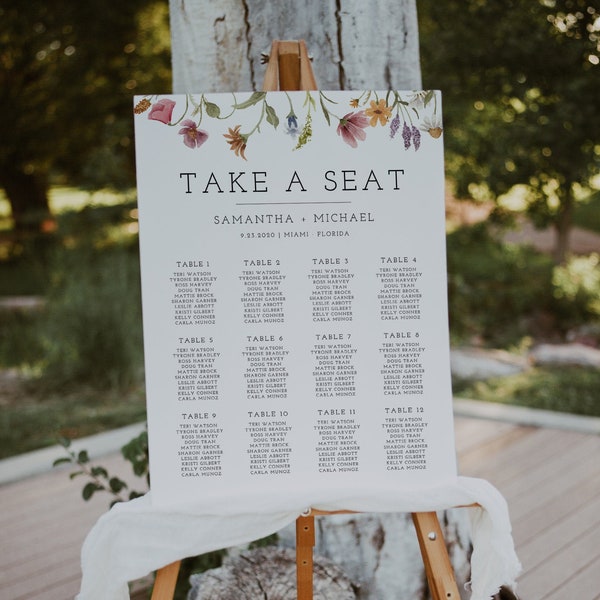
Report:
133,90,457,508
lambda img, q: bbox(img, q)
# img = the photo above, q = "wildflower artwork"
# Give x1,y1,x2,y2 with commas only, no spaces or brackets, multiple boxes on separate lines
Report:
133,90,456,510
134,89,442,159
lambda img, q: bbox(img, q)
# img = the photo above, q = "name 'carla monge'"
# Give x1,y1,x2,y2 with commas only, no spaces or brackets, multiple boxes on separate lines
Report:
213,212,375,225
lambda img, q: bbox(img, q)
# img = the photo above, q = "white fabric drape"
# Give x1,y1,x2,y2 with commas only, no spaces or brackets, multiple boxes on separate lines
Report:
77,475,520,600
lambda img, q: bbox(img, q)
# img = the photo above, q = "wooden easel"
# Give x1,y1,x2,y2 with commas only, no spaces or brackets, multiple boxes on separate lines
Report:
150,40,462,600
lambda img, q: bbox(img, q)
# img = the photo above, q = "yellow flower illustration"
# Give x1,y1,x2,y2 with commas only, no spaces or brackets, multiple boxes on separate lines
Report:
364,99,392,127
350,98,360,108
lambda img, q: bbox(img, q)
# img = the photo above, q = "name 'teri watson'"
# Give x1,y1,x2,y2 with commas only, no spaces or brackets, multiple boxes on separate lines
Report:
178,168,406,195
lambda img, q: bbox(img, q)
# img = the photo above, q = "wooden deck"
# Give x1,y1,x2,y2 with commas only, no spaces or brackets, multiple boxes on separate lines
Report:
1,414,599,600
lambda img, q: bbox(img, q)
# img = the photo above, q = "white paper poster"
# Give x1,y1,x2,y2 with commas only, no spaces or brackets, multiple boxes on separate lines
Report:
133,90,457,509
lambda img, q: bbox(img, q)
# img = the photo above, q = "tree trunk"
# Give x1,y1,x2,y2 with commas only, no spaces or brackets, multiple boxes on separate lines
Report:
0,166,53,234
188,546,358,599
553,183,573,264
168,0,422,92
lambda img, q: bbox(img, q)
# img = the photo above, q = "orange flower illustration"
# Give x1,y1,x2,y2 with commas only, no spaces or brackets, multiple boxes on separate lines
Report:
364,99,392,127
223,125,248,160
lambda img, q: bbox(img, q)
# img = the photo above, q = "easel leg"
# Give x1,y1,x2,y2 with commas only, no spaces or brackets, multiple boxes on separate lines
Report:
151,560,181,600
296,515,315,600
412,512,461,600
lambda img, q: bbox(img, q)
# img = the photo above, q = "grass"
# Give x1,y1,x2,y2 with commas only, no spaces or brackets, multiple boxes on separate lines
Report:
0,187,145,458
453,366,600,418
0,384,146,459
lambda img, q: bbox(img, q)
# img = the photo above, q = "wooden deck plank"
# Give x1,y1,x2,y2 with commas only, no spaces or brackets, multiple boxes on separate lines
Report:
0,453,141,599
501,443,599,516
511,470,600,546
543,553,600,600
1,415,599,599
516,489,600,574
453,417,518,454
458,426,584,487
516,525,600,599
499,433,600,499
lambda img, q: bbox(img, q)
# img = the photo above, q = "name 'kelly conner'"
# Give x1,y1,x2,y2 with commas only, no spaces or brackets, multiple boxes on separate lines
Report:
177,168,405,194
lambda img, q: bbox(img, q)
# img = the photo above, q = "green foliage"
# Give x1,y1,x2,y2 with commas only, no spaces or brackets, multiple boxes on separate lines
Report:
39,205,143,389
573,190,600,234
0,385,146,459
552,253,600,325
122,430,150,480
0,249,50,296
0,0,171,229
54,430,148,506
446,223,555,345
420,0,600,260
453,366,600,417
40,243,143,388
0,309,45,367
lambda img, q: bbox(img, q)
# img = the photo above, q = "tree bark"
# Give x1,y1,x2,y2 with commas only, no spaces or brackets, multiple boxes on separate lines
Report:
188,546,358,599
553,183,573,264
0,165,53,234
168,0,422,92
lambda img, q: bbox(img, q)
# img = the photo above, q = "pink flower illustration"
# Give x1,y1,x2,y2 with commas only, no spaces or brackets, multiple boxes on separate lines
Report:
148,98,176,124
337,111,369,148
178,119,209,149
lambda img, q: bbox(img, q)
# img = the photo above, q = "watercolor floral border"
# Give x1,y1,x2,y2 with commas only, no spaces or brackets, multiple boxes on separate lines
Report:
134,90,443,160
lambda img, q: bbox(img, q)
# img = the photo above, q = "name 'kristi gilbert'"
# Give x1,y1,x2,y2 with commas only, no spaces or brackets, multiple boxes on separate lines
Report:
213,212,375,225
178,168,405,194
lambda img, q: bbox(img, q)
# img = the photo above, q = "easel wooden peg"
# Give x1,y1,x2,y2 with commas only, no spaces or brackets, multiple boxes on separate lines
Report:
262,39,317,92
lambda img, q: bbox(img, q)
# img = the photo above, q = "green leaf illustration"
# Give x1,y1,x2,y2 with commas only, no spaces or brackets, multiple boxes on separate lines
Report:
423,90,435,107
319,96,331,126
233,92,266,110
265,103,279,129
204,101,221,118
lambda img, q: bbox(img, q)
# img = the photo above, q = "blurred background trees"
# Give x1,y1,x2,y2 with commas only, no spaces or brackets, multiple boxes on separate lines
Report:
420,0,600,263
0,0,171,233
2,0,598,256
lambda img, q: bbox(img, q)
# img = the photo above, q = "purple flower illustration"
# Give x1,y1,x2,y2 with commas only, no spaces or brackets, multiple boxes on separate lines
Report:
389,114,400,139
178,119,209,149
148,98,176,124
402,122,412,150
337,111,369,148
411,125,421,151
